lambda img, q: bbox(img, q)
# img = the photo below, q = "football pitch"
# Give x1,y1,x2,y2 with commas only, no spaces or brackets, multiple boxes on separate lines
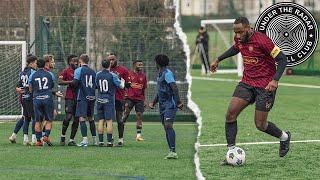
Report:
0,122,196,180
191,70,320,179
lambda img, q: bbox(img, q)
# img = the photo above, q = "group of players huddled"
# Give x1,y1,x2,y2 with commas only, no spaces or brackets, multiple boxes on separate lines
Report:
9,53,183,159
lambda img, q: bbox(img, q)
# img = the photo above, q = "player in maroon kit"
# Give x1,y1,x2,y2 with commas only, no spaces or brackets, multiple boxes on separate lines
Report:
58,55,79,146
210,17,291,164
108,53,129,146
121,60,148,142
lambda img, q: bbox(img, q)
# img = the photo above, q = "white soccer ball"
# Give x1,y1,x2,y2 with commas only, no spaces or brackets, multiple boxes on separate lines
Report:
226,147,246,166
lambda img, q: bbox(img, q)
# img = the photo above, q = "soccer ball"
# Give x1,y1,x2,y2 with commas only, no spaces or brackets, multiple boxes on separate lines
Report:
226,147,246,166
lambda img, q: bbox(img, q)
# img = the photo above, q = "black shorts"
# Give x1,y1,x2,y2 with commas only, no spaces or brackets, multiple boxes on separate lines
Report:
65,99,77,115
21,99,34,118
232,82,276,112
115,100,124,112
125,99,145,113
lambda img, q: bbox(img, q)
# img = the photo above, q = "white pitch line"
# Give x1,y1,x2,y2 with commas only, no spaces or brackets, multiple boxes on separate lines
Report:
199,140,320,147
192,76,320,89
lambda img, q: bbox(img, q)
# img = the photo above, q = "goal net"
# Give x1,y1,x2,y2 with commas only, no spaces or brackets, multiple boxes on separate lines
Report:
0,41,26,120
201,19,243,76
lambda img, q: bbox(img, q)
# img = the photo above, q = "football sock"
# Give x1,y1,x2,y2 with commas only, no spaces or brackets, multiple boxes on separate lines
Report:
98,134,104,143
165,132,170,149
225,121,237,147
23,134,29,142
23,117,31,135
280,131,289,141
136,127,142,136
80,121,87,137
31,118,36,134
70,118,79,139
263,122,282,138
118,122,124,138
13,117,24,134
61,135,66,142
107,133,112,143
89,120,97,136
83,137,88,143
45,129,51,137
36,131,42,141
62,114,71,136
166,128,176,152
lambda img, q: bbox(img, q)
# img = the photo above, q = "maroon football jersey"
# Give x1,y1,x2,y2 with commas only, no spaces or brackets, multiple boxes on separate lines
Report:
59,67,76,100
127,70,147,101
110,65,129,101
234,31,280,88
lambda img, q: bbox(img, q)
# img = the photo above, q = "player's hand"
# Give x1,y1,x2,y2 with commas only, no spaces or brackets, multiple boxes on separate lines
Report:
58,75,63,79
144,101,148,108
54,109,58,118
55,91,64,97
265,80,278,92
177,101,183,110
15,87,24,94
149,102,156,109
210,59,219,73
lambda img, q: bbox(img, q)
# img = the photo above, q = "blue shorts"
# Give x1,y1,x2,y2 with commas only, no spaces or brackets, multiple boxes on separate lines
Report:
76,100,95,118
33,98,54,122
96,101,115,121
160,108,177,125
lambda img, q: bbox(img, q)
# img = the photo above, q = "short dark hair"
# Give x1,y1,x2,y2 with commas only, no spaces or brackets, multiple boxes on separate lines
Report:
109,52,117,56
133,59,143,64
37,58,45,68
27,55,37,65
199,26,205,30
67,54,77,64
154,54,169,67
79,54,90,64
101,59,110,69
234,17,250,26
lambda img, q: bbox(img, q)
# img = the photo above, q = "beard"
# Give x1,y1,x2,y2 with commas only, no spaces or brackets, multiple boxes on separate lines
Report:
240,31,250,43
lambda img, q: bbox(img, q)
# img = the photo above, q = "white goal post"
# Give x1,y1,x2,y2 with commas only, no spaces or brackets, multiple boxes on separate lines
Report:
0,41,27,120
201,19,243,76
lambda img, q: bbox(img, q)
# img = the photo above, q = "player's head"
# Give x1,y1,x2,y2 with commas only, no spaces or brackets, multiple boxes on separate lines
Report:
234,17,252,43
37,58,46,69
154,54,169,69
44,54,55,69
101,59,111,69
108,52,117,68
133,60,143,72
27,55,38,69
199,26,206,34
79,54,90,66
67,55,78,70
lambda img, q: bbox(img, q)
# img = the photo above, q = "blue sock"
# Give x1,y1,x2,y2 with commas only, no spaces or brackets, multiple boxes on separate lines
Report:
31,118,36,134
89,121,97,136
165,131,170,150
36,131,42,141
107,133,113,143
13,117,24,134
45,129,51,137
167,128,176,152
98,134,104,143
23,117,31,135
80,121,87,137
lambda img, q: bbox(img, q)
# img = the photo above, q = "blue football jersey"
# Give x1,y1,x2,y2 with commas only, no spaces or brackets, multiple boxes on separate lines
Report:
74,65,96,101
18,67,36,100
157,68,176,106
95,69,121,102
29,68,55,99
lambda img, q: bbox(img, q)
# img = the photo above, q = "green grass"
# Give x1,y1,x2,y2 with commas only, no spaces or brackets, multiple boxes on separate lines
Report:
191,71,320,179
0,122,196,180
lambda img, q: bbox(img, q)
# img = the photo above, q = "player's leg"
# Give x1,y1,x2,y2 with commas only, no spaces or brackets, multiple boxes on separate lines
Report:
116,100,125,145
135,101,145,141
106,120,113,147
34,99,44,146
121,99,134,143
105,104,114,147
60,100,73,145
31,117,36,144
22,116,32,145
87,100,97,145
42,99,54,146
97,119,105,146
77,100,89,147
9,116,24,143
163,109,178,159
68,100,79,146
255,89,291,157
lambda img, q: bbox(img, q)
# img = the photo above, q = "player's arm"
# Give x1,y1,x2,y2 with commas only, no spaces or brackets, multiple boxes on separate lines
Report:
165,71,183,109
58,71,72,85
211,46,240,72
50,72,63,97
111,72,125,89
16,75,24,94
149,94,158,109
28,71,35,93
71,67,81,88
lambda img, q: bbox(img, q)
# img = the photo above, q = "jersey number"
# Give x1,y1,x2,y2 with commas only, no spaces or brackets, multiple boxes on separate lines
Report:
35,77,48,90
21,75,28,87
99,79,108,92
85,75,93,88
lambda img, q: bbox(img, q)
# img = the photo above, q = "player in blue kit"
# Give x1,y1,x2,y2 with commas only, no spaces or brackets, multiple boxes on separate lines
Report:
29,58,56,147
72,54,97,147
149,54,183,159
95,59,125,147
